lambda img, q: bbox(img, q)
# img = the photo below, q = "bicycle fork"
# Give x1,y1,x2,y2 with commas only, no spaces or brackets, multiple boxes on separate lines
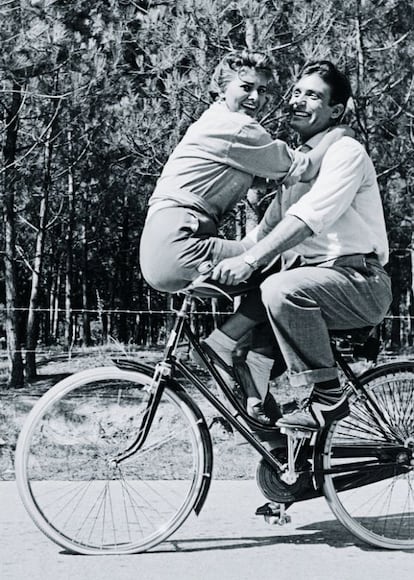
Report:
113,299,192,465
113,361,170,465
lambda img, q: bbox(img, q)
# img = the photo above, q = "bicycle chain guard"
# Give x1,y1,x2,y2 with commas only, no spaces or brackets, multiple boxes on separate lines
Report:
256,448,316,504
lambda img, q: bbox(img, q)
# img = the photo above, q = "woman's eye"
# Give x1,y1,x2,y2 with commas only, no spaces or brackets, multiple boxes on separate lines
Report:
258,88,267,95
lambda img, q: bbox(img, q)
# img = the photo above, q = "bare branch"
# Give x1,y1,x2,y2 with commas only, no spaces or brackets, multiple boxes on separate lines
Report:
368,32,410,53
16,245,35,274
0,97,63,176
18,214,38,233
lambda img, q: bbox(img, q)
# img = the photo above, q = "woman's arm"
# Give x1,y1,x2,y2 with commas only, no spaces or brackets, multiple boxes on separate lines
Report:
300,125,354,182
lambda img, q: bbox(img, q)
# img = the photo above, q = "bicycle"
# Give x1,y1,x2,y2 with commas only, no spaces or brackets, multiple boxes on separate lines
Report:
15,268,414,554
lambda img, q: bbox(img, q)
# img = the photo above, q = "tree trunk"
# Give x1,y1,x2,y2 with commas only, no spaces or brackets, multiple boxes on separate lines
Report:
65,131,75,348
80,188,91,346
25,116,56,379
50,260,61,342
2,81,24,387
354,2,370,154
118,192,131,343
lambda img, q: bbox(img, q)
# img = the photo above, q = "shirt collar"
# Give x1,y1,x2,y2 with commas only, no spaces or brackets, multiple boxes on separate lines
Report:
300,128,330,150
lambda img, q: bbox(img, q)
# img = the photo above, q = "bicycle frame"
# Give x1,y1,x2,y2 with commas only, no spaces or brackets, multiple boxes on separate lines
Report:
115,292,286,472
331,342,404,442
114,290,408,491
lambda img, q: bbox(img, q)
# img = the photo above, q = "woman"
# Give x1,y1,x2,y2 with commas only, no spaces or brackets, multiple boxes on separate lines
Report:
140,50,349,293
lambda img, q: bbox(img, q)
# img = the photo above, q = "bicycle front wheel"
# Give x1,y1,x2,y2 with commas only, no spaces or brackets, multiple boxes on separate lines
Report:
322,362,414,549
15,366,208,554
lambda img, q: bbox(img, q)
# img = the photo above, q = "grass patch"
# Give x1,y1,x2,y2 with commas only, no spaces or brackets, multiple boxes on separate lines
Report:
1,345,411,481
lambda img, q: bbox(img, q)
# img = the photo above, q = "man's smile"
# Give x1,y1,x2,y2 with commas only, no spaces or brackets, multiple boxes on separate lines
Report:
291,110,310,118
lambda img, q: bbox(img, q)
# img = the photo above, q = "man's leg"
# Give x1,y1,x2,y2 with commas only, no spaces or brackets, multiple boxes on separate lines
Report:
260,256,392,429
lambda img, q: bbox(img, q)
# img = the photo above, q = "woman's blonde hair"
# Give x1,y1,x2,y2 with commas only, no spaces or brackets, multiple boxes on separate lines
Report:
209,50,275,100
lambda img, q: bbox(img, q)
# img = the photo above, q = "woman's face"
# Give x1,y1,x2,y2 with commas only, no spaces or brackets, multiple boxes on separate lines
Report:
221,68,270,118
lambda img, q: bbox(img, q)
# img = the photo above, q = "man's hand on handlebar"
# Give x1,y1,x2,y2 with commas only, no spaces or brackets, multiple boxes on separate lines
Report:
211,255,254,285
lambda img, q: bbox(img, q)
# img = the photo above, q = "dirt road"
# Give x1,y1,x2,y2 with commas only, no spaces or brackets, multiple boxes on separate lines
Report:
1,480,413,580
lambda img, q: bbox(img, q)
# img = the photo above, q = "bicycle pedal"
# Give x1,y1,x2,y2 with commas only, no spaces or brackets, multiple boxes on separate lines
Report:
257,502,292,526
265,513,292,526
279,426,314,439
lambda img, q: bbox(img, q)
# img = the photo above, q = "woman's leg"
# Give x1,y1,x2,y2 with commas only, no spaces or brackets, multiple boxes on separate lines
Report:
204,289,278,423
140,207,246,292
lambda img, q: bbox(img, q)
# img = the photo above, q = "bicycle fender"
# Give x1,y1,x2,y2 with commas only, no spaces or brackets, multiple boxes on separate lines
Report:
175,388,214,516
112,357,155,376
357,360,414,383
312,431,329,490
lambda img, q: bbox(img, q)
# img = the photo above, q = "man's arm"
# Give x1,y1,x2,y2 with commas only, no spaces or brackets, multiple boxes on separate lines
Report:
212,137,366,285
211,215,311,285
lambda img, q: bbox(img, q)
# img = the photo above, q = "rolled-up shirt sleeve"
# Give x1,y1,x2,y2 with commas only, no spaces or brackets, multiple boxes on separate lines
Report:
227,121,310,181
285,138,366,235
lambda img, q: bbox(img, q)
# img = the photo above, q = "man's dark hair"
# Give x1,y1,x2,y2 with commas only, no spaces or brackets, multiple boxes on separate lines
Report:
302,60,352,108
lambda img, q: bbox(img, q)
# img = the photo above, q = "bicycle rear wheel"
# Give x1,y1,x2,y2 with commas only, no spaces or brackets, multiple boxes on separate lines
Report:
15,366,208,554
322,362,414,549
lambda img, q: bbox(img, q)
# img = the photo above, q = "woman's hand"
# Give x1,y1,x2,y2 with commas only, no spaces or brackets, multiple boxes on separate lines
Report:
211,255,254,285
331,124,355,139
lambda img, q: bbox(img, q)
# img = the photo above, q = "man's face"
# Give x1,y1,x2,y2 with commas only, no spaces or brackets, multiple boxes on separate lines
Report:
288,73,343,140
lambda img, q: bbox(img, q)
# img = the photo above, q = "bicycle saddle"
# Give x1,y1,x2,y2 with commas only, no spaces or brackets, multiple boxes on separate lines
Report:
183,278,259,299
330,326,374,344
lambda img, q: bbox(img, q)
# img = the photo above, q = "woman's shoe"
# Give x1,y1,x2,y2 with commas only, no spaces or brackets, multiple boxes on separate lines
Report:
247,397,273,425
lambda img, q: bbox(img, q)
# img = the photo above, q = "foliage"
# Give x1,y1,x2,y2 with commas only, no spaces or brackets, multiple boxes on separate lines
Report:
0,0,413,382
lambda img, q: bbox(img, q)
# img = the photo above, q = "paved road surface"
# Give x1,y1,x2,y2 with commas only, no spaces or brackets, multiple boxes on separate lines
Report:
1,480,413,580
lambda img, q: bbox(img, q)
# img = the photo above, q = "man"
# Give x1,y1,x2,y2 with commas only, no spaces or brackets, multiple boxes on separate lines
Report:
206,60,392,431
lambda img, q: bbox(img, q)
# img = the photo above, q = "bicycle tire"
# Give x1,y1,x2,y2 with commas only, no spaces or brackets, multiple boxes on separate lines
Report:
321,361,414,549
15,366,209,554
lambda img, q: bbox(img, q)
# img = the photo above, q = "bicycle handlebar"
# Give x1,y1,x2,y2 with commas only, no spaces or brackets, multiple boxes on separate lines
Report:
178,261,233,300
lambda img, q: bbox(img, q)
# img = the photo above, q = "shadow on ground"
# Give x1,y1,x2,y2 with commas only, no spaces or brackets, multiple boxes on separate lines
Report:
136,518,414,554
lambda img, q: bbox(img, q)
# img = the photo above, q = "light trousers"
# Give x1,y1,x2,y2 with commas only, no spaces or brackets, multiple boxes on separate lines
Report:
140,206,245,292
238,254,392,387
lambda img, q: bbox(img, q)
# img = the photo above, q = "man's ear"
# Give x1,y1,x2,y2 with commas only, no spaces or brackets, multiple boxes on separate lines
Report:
260,95,270,110
331,103,345,121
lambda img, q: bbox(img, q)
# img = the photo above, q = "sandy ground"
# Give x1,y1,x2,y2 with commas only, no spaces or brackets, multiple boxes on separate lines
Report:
1,480,413,580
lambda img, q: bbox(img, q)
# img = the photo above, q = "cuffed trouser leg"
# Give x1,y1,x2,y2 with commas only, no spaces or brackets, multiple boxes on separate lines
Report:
260,256,392,387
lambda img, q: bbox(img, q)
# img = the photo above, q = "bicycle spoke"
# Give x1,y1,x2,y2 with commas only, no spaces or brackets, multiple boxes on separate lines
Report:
323,365,414,549
16,368,207,554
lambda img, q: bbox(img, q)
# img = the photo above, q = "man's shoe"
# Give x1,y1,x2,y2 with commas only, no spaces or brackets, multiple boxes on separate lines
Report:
276,396,350,431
